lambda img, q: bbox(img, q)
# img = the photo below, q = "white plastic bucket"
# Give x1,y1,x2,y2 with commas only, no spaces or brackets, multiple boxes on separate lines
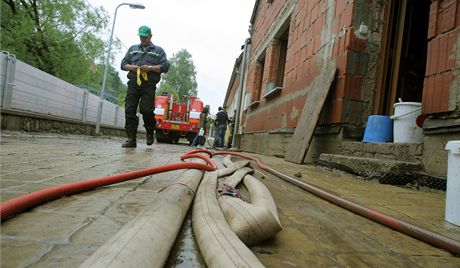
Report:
445,141,460,226
392,102,423,143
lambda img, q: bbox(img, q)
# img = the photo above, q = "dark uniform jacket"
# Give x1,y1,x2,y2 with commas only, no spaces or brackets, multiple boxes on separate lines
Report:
215,111,229,126
121,42,170,85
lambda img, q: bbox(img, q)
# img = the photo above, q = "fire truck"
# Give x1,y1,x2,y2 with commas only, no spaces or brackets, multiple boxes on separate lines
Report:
154,94,204,144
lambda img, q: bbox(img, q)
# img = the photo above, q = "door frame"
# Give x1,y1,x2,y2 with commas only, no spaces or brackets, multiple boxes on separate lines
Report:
374,0,407,115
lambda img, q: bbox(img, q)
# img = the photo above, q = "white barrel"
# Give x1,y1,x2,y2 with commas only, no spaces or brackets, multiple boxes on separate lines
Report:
445,141,460,226
393,102,423,143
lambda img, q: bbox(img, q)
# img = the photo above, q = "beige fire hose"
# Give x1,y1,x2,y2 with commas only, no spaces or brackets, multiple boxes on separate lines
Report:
192,171,265,268
223,167,254,187
218,159,282,246
79,160,206,268
217,156,250,177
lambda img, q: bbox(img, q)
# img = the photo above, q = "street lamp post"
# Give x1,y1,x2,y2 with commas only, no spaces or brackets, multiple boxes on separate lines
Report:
95,3,145,135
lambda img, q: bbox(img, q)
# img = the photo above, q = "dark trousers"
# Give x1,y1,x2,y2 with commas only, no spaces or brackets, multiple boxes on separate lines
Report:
125,81,156,129
192,131,205,146
213,124,227,148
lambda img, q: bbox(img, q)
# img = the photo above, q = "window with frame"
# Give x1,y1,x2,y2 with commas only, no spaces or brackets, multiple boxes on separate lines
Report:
249,57,264,106
276,29,288,89
264,25,289,98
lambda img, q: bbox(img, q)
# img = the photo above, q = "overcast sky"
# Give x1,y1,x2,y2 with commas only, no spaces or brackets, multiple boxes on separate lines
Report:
86,0,256,115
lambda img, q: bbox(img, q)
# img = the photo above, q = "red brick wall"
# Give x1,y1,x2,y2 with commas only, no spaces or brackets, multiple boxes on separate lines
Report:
423,0,459,114
245,0,370,133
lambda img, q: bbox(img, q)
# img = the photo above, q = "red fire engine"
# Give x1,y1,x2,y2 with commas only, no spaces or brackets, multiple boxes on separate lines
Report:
154,94,204,144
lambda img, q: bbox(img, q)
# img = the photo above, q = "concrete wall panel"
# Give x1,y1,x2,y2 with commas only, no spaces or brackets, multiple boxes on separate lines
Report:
0,55,126,129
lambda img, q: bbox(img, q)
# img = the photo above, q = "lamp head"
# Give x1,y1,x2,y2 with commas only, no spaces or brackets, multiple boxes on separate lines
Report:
129,3,145,9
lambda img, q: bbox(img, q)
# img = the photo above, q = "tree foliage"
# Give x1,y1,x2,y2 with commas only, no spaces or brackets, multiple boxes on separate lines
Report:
83,63,127,105
1,0,126,103
158,49,198,103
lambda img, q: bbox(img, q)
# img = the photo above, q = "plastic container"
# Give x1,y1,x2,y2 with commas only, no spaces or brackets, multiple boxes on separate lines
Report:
445,141,460,226
392,102,423,143
362,115,393,143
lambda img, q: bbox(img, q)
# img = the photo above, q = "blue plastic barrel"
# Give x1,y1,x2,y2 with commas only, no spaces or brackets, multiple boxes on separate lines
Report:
362,115,393,143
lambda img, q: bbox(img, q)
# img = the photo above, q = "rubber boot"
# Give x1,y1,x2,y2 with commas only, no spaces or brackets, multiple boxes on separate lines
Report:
122,128,137,148
145,126,155,146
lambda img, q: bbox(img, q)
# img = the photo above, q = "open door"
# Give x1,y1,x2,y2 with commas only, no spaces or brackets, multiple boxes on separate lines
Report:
374,0,430,115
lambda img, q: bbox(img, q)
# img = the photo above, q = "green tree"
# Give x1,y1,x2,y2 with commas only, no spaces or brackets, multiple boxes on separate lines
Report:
158,49,198,103
156,83,178,100
1,0,109,85
84,63,127,105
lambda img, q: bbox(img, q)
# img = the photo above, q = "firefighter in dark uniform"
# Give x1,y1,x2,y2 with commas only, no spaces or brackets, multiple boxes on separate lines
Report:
120,25,170,148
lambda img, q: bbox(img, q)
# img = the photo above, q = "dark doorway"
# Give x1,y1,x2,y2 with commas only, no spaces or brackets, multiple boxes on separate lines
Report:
375,0,431,115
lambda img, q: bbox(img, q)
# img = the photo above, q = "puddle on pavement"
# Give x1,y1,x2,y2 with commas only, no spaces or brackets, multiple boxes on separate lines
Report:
164,211,205,268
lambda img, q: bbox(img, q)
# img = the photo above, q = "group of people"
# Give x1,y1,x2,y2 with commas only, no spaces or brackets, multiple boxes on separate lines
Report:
190,106,231,148
119,25,232,149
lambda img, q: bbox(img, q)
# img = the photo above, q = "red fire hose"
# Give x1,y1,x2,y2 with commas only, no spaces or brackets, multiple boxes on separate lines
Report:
0,151,216,220
213,151,460,256
2,148,458,256
181,151,217,170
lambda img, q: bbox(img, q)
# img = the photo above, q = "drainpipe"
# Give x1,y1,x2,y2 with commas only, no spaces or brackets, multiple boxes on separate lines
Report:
232,34,251,148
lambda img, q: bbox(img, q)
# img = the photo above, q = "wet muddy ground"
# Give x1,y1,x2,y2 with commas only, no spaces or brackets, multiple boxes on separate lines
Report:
1,132,459,267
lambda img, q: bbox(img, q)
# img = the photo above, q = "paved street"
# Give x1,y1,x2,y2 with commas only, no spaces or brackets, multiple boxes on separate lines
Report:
1,131,459,267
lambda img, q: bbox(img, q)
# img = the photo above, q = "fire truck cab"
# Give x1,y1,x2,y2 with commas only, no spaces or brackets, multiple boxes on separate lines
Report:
154,93,203,144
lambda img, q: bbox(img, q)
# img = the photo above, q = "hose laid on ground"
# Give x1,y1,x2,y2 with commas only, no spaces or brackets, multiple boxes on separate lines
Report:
223,167,253,187
192,170,265,268
213,151,460,256
217,156,251,177
242,174,281,223
80,157,208,268
0,152,216,220
217,160,282,246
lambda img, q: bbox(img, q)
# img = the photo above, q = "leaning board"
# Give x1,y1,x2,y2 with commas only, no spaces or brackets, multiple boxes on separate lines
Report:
285,62,337,163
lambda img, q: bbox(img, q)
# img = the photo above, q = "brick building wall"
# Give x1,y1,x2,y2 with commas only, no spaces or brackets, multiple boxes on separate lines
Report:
226,0,459,176
244,0,374,136
423,0,460,114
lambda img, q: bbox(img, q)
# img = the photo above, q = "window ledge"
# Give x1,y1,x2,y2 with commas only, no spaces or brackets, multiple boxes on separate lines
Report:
262,87,282,99
248,100,260,108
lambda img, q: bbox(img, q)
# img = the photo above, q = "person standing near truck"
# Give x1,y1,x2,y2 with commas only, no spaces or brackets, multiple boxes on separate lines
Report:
213,106,229,148
120,25,170,148
191,106,209,147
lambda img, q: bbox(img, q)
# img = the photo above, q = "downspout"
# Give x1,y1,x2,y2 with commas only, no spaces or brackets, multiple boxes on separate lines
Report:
232,35,251,148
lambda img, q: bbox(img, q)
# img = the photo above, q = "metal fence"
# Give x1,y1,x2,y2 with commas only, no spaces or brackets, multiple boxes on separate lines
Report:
0,51,144,130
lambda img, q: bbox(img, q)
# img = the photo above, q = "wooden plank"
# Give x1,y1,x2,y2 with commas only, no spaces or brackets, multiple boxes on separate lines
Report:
285,62,337,163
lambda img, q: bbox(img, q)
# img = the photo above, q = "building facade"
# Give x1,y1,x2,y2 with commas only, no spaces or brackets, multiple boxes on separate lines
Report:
225,0,460,180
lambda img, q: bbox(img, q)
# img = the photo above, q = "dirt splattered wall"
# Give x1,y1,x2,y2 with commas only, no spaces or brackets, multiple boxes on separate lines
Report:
244,0,384,138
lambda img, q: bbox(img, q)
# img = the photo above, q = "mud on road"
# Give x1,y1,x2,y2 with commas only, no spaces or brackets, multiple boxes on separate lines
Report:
1,132,459,267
